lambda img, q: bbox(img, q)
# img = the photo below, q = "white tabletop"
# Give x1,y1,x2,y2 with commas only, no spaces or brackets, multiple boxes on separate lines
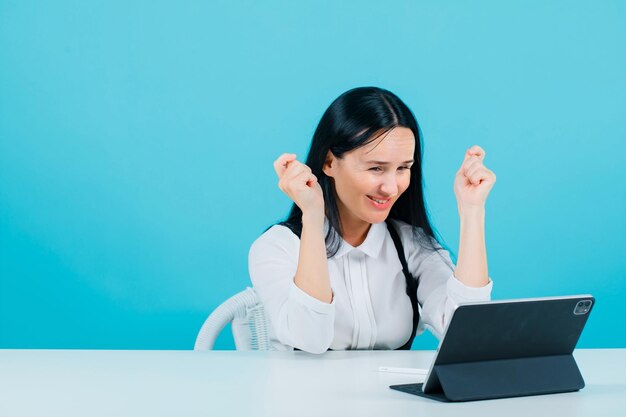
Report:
1,349,624,417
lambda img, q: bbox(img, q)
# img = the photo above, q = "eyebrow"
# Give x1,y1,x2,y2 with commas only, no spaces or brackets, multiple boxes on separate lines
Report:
363,160,414,165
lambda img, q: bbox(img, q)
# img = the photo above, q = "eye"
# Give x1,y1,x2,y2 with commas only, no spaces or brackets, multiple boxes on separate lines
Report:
398,166,411,171
369,167,383,172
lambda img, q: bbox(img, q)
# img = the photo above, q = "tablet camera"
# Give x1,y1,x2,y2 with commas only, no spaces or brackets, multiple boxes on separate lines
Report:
573,300,593,315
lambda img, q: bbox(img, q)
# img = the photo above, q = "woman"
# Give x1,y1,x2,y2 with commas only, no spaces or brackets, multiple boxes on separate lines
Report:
249,87,496,353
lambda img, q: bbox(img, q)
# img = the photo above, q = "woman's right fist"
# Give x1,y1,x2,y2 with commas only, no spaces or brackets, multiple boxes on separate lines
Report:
273,153,325,217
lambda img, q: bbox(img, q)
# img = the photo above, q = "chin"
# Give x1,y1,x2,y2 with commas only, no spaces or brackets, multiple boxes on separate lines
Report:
362,212,390,224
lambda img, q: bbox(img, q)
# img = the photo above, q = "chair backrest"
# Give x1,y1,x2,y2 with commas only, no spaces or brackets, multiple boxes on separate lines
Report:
194,287,273,351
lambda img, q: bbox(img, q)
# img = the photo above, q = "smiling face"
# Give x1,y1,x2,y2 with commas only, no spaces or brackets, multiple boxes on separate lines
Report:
323,127,416,242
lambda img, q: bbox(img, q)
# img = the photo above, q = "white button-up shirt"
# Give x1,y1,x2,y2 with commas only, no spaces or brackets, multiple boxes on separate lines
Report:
248,218,492,353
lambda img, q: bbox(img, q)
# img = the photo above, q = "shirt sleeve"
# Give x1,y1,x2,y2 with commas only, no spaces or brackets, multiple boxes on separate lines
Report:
404,229,493,340
248,226,335,354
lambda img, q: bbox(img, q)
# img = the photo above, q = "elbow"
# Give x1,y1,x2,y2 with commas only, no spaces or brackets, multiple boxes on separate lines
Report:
292,332,334,354
304,346,330,355
275,309,335,354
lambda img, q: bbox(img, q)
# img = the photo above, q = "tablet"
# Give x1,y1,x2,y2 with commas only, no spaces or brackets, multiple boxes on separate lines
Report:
390,294,595,402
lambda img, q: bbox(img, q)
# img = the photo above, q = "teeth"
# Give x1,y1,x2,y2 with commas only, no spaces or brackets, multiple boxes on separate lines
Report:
368,196,389,204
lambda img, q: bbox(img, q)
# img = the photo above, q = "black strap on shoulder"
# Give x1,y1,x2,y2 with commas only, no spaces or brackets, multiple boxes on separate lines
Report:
385,219,420,350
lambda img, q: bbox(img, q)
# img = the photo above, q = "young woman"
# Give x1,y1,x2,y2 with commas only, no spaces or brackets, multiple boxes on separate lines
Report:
249,87,496,353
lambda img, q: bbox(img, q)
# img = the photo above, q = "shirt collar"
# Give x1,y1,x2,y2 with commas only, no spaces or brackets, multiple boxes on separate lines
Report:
326,218,387,259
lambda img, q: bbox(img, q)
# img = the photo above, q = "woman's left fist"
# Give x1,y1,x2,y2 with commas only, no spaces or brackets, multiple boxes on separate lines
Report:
453,145,496,209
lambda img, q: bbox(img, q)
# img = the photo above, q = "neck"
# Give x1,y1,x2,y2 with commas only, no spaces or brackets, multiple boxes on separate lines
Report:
338,211,372,247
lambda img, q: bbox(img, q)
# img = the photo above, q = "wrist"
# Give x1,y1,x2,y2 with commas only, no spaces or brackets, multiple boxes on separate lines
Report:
301,210,325,227
458,204,485,220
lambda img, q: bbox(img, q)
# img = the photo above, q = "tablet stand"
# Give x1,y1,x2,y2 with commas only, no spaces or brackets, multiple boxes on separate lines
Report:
390,354,585,402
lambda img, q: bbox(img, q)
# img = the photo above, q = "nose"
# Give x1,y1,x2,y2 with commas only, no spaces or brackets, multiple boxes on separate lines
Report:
379,172,399,197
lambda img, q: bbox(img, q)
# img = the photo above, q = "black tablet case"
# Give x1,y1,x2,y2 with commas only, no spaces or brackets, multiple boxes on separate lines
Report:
390,296,594,402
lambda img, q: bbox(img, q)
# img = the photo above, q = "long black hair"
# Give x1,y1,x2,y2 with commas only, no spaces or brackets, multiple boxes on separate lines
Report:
278,86,447,258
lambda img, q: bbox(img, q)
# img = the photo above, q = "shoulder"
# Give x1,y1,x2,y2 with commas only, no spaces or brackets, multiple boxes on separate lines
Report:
386,219,427,247
249,224,300,261
386,218,444,260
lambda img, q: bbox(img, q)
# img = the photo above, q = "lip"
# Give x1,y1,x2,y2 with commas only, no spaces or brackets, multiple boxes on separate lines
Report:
366,195,392,210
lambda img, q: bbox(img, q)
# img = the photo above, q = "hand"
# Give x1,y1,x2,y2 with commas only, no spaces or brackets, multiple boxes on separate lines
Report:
273,153,325,218
453,145,497,211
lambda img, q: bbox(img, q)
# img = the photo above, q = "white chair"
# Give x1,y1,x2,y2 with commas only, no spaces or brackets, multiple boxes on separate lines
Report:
194,287,274,351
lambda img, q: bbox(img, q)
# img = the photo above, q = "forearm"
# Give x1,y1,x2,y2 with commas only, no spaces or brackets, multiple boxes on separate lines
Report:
454,206,489,287
294,212,333,303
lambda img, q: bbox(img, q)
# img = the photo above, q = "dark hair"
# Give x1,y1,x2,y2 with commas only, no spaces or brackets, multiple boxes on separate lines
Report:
278,86,448,258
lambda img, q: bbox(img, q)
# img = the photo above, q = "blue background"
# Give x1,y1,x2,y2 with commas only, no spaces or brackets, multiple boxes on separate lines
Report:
1,0,624,350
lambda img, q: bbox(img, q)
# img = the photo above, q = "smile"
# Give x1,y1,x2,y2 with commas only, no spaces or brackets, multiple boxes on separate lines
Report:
367,196,391,204
366,195,392,210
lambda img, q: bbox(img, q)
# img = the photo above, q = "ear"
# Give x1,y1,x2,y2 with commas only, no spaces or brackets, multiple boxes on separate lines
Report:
322,151,336,177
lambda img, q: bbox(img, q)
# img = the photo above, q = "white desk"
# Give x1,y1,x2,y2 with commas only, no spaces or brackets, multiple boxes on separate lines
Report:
0,349,624,417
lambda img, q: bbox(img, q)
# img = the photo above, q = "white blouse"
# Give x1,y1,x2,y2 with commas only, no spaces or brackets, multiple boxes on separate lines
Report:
248,218,493,353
